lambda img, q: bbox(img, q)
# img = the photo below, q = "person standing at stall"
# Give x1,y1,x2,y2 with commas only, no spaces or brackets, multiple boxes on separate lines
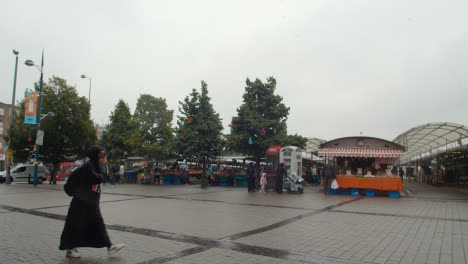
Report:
323,161,336,195
275,163,285,194
59,145,125,258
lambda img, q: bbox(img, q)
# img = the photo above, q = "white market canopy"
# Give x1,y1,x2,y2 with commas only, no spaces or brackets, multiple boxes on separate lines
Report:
305,137,326,153
393,122,468,163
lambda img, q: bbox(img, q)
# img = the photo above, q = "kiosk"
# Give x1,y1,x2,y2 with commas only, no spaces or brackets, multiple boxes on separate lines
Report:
280,146,303,178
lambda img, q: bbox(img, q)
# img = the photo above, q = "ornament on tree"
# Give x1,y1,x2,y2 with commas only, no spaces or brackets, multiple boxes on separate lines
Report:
249,138,253,144
260,128,266,136
187,117,193,124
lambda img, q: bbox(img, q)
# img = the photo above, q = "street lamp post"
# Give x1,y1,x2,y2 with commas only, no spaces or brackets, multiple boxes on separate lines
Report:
25,50,44,187
6,49,19,184
80,74,92,102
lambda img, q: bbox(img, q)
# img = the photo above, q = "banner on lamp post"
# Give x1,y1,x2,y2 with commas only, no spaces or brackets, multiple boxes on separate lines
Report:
36,130,44,146
24,91,39,125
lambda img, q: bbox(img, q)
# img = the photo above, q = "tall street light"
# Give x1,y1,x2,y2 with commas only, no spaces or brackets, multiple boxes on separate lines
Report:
25,50,44,187
80,74,92,102
6,49,19,184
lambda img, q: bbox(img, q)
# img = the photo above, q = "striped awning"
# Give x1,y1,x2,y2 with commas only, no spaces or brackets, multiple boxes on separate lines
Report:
318,147,404,158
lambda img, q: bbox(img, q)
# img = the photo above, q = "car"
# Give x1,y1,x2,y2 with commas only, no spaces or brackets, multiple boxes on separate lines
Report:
0,165,47,184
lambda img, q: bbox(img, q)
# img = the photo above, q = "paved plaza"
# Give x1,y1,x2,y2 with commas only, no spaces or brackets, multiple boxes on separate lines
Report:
1,182,468,264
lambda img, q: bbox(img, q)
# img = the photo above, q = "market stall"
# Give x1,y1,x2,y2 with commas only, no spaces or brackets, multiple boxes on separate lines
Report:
318,137,405,197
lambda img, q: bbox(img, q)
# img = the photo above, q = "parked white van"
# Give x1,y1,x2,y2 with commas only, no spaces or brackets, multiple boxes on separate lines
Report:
0,165,47,184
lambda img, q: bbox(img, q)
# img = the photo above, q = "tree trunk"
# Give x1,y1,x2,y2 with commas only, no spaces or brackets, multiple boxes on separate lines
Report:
202,156,206,178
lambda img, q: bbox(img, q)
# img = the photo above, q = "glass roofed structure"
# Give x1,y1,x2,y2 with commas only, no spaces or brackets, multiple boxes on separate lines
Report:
393,122,468,164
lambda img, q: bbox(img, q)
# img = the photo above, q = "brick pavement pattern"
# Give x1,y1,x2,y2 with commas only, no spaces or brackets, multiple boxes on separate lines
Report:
0,182,468,263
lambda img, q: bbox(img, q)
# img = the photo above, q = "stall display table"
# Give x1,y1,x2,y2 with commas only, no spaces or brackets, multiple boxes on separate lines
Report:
336,175,403,191
235,174,247,187
163,172,181,185
213,172,229,186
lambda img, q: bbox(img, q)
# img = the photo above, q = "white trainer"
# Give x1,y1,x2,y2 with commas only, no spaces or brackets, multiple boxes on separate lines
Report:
108,244,126,255
66,248,80,258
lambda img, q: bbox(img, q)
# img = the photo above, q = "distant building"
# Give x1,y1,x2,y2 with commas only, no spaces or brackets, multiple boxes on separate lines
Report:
0,102,20,171
95,123,107,140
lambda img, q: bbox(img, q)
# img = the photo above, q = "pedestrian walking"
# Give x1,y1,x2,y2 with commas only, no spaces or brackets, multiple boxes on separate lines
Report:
59,145,125,258
247,162,256,192
259,172,267,193
275,163,285,194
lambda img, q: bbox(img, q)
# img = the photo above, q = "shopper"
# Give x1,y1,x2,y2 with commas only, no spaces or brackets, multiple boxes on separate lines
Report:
259,172,267,193
323,161,336,195
59,145,125,258
275,163,285,194
119,163,125,184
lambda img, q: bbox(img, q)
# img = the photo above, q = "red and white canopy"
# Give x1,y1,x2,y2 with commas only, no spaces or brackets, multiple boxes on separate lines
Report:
318,147,404,158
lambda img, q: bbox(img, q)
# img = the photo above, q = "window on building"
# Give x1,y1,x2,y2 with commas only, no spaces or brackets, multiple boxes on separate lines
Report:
0,108,4,116
0,121,3,135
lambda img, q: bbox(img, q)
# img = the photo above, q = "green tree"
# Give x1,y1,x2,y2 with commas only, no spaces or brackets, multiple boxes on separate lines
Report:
100,100,136,162
6,77,96,184
4,101,36,162
230,77,290,165
132,94,174,161
176,81,224,186
283,134,307,149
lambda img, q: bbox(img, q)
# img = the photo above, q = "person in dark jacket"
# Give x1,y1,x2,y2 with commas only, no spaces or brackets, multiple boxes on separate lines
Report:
59,145,125,258
247,162,256,192
275,163,285,194
323,162,336,195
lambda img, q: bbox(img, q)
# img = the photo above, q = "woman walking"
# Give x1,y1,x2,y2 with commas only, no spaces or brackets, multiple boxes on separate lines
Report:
59,145,125,258
259,172,267,193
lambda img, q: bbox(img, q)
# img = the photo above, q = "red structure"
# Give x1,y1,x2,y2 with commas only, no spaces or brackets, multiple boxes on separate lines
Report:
265,146,282,188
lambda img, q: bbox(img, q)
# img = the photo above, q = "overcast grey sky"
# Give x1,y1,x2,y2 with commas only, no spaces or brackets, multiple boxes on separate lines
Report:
1,0,468,142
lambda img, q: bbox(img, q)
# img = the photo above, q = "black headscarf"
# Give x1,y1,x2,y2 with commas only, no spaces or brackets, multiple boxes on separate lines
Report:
86,145,104,162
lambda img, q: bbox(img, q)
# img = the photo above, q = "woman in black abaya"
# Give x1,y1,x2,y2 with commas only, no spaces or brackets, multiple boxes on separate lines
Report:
59,145,125,258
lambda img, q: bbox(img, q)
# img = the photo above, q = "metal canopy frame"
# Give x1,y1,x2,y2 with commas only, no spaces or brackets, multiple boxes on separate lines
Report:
393,122,468,163
305,137,326,154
